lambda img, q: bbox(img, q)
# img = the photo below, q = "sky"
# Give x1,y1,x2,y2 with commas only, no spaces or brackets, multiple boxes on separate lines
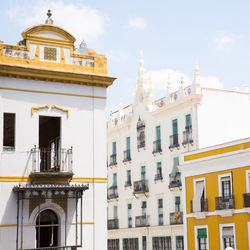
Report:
1,0,250,114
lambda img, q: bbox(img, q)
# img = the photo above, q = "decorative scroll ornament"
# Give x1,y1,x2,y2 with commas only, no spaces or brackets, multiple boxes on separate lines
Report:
51,105,69,118
31,104,69,118
31,104,50,115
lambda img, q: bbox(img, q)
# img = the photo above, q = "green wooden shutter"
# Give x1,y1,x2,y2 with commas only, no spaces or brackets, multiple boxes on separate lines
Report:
112,142,116,154
126,137,130,150
113,173,117,186
172,119,178,135
141,166,146,180
127,170,131,183
156,126,161,140
158,199,163,208
186,114,191,127
113,206,117,219
170,157,179,178
197,228,207,238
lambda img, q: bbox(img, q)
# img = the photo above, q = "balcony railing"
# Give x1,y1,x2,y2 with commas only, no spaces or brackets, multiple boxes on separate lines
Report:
154,173,163,181
182,127,193,145
243,193,250,207
107,186,118,199
107,219,119,230
128,217,132,228
123,150,131,162
169,134,179,149
168,172,182,189
190,198,208,213
133,180,149,193
125,180,132,187
109,154,117,166
135,215,150,227
170,212,183,225
137,140,145,149
215,195,235,210
152,140,162,154
31,147,73,181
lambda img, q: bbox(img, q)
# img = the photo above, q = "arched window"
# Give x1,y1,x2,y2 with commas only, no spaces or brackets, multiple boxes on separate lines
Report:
36,209,59,248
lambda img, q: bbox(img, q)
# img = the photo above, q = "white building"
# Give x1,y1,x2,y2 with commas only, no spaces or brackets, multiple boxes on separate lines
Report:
0,11,115,250
107,51,250,250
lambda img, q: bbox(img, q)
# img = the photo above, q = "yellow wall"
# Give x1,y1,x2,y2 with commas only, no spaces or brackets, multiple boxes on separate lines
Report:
186,166,250,214
187,213,250,250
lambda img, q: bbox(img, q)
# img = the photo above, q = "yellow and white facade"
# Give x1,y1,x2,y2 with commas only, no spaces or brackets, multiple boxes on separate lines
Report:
180,138,250,250
0,12,115,250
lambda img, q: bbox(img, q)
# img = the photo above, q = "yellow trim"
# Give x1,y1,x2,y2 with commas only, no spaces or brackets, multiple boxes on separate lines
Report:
184,141,250,161
31,104,50,115
0,86,107,100
0,176,107,183
51,105,69,118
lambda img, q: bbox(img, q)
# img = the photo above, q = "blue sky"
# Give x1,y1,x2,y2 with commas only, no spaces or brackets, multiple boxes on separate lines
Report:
1,0,250,114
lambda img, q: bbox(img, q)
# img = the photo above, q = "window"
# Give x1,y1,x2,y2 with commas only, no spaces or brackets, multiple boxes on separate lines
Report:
126,170,131,186
170,157,180,183
142,201,147,216
185,114,192,128
44,47,57,61
175,196,180,212
108,239,119,250
142,236,147,250
193,179,205,212
220,224,236,250
176,236,184,250
154,126,161,151
158,199,163,225
137,117,145,149
113,173,117,187
156,162,163,179
113,206,118,219
152,237,171,250
112,142,117,155
123,238,138,250
196,227,208,250
141,166,146,180
3,113,15,149
124,137,131,160
219,174,232,198
128,204,132,228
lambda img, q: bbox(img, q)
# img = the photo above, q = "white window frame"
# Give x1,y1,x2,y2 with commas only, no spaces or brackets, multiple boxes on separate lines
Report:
218,173,233,197
194,225,209,250
219,223,236,250
246,170,250,193
193,177,206,198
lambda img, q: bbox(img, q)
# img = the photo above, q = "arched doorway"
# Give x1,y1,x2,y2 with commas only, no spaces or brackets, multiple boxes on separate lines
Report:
36,209,59,248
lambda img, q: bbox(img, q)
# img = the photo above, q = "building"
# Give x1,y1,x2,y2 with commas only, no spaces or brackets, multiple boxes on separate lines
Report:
0,11,115,250
180,138,250,250
106,51,250,250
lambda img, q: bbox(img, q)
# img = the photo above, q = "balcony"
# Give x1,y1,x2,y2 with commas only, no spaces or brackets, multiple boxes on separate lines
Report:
182,127,193,146
128,217,132,228
133,180,149,194
169,134,179,150
125,180,132,187
107,219,119,230
243,193,250,207
135,215,150,227
123,150,131,162
107,186,118,199
169,212,183,225
168,172,182,189
109,154,117,166
30,147,73,182
152,140,162,154
190,198,208,213
215,196,235,210
154,173,163,181
137,140,145,149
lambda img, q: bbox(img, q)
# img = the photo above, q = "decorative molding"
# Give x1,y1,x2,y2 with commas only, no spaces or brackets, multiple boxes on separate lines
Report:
31,104,50,115
51,105,69,118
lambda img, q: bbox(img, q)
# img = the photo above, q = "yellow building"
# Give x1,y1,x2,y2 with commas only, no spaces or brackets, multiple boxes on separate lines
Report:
180,138,250,250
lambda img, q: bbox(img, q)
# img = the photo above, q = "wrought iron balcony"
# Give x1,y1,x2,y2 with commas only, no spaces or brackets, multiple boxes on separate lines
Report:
137,119,145,130
128,217,132,228
170,212,183,225
190,198,208,213
109,154,117,166
154,173,163,181
215,195,235,210
135,215,150,227
169,134,179,149
30,147,73,182
107,186,118,199
243,193,250,207
182,127,193,146
137,140,145,149
123,150,131,162
125,180,132,187
133,180,149,194
152,140,162,154
168,172,182,189
107,219,119,230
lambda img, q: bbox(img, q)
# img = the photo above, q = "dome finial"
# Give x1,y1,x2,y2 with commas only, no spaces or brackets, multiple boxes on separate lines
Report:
45,10,54,24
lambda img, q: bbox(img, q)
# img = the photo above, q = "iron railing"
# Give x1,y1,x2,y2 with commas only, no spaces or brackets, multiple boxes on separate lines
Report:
215,196,235,210
133,180,149,193
182,127,193,145
190,198,208,213
107,219,119,230
153,140,162,153
154,173,163,181
135,215,150,227
125,180,132,187
109,154,117,166
168,172,182,188
169,212,183,225
137,139,145,149
123,150,131,162
169,134,179,149
107,186,118,199
243,193,250,207
31,147,72,173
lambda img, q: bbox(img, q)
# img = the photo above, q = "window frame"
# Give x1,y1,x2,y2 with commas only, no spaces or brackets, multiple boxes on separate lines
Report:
193,177,206,199
194,225,209,250
3,112,16,150
218,173,233,197
219,223,236,250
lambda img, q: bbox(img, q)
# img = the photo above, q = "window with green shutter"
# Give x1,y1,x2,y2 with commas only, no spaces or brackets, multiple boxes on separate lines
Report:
141,166,146,180
172,119,178,135
186,114,191,128
197,228,207,238
112,141,116,154
113,173,117,187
